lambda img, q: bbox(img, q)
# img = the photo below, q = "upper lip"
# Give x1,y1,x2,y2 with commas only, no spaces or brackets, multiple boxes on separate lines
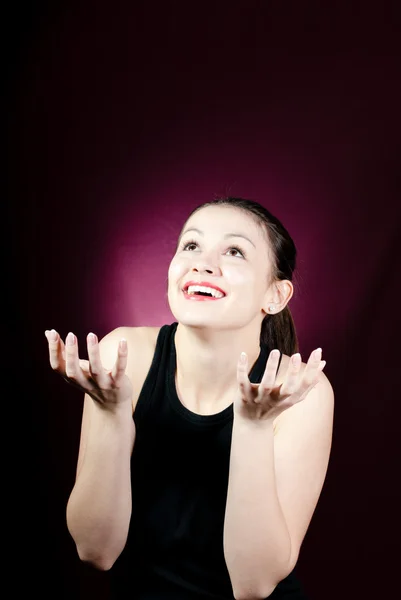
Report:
182,280,226,296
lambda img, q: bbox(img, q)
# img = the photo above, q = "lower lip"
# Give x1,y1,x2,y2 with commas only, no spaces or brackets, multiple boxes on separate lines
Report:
182,290,225,301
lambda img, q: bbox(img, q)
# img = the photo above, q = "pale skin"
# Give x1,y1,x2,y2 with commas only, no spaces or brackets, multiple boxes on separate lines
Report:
45,205,334,598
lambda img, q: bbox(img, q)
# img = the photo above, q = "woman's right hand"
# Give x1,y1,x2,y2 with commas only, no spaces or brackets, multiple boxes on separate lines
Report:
44,329,134,410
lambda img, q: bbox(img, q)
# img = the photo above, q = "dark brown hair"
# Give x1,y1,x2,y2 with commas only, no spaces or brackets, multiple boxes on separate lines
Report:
178,196,299,355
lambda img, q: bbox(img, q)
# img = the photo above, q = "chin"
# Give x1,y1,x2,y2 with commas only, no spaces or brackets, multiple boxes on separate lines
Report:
168,305,242,333
169,307,221,329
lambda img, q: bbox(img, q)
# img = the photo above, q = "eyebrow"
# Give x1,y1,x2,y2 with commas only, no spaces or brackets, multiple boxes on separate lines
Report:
179,227,256,248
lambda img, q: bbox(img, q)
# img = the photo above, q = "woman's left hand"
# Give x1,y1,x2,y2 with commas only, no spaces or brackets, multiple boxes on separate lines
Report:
234,348,326,422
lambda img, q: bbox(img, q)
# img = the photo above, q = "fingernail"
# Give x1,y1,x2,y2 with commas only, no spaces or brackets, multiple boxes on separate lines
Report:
88,333,97,345
314,348,322,359
66,332,75,346
240,352,247,363
50,329,58,342
292,353,301,365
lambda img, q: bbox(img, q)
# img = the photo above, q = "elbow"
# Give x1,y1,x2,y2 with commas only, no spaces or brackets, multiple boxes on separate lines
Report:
233,566,294,600
76,546,118,571
74,537,127,571
233,584,278,600
67,513,129,571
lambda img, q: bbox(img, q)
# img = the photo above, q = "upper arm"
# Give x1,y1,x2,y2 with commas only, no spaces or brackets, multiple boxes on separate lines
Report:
75,327,137,481
273,370,335,572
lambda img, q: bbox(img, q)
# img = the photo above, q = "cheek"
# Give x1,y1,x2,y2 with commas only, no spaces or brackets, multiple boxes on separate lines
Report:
168,259,188,290
168,260,185,279
225,266,253,287
226,267,264,305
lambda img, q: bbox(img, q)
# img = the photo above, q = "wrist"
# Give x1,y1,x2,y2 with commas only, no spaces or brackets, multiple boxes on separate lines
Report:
92,398,133,419
233,411,275,432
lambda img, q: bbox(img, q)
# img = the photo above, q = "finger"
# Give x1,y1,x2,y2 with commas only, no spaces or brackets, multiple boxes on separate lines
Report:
237,352,252,402
110,338,129,386
281,352,302,395
79,359,90,372
63,358,91,391
45,329,65,372
258,349,281,401
65,332,88,387
60,336,66,361
299,348,322,395
86,332,108,387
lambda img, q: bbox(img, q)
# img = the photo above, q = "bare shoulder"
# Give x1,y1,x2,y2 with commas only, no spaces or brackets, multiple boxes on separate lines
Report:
117,325,161,413
120,325,160,347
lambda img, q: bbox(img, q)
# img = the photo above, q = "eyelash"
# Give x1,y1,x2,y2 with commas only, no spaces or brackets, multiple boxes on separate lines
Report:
180,239,247,258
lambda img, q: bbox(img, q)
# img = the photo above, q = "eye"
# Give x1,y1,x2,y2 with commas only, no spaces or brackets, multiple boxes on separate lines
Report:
180,239,246,258
226,246,245,258
182,240,198,252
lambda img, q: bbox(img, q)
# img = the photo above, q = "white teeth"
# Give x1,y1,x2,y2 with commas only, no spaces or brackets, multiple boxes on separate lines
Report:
186,285,224,298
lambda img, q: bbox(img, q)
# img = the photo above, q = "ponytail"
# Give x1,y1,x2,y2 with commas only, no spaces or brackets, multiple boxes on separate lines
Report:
260,305,299,356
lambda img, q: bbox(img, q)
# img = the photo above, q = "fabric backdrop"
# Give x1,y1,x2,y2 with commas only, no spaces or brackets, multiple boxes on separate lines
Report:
7,2,400,599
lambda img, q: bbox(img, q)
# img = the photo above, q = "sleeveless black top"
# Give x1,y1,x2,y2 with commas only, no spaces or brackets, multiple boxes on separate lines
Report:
110,322,309,599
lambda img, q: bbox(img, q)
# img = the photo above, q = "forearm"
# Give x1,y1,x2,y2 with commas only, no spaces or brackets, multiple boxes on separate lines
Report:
224,416,291,599
66,403,135,569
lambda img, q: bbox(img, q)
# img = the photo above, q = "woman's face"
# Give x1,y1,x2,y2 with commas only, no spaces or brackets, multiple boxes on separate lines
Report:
167,205,274,331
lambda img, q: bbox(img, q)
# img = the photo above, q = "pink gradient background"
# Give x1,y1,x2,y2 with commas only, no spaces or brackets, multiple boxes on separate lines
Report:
7,2,400,599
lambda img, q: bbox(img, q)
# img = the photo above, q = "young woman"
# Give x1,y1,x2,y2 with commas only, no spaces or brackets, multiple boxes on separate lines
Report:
45,197,334,599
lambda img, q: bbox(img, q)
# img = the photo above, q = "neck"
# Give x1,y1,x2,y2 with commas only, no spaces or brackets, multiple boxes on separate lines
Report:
174,321,262,413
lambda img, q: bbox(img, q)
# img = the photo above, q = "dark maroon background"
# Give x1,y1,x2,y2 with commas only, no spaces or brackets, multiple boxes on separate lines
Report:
7,1,401,599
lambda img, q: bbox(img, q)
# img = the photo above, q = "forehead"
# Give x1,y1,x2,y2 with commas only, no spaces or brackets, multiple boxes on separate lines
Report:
183,205,265,241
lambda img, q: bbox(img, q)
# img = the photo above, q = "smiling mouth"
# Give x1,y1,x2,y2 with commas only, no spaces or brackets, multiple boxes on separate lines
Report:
182,285,226,300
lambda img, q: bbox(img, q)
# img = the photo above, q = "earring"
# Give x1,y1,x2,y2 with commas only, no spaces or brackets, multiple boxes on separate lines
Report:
269,304,275,313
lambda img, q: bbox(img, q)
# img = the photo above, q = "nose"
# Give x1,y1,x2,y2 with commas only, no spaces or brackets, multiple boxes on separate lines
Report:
191,255,222,276
192,265,213,275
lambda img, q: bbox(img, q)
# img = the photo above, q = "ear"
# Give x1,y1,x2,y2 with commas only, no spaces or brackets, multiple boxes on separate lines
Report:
263,279,294,315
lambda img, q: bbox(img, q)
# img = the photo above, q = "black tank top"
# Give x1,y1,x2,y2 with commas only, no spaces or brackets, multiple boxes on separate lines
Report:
110,322,309,599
